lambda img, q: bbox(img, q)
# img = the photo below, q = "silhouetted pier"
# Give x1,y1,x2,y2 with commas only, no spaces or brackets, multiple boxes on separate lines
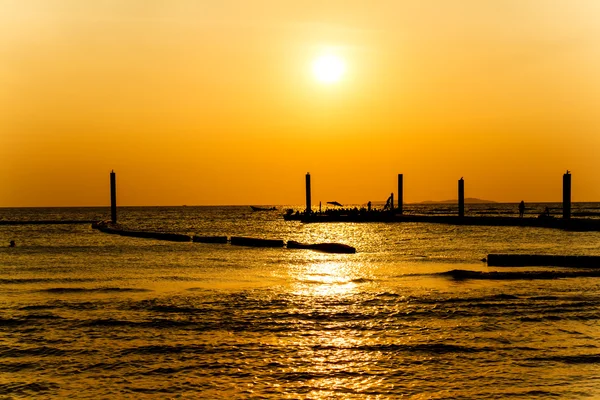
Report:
283,212,600,231
283,171,600,231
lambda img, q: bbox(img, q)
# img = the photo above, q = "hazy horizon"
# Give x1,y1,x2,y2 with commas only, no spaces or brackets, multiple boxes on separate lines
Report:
0,198,594,208
3,1,600,207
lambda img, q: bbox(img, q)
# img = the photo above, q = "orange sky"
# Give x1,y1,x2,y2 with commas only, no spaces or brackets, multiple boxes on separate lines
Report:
2,0,600,206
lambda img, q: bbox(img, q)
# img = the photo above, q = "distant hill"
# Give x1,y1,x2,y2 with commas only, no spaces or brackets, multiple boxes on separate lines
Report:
415,198,497,204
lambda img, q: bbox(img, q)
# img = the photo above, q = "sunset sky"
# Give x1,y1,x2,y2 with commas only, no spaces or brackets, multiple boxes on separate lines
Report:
2,0,600,206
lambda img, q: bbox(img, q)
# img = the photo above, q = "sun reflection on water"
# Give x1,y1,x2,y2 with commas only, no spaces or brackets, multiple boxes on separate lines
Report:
290,258,366,297
279,250,387,397
271,223,449,397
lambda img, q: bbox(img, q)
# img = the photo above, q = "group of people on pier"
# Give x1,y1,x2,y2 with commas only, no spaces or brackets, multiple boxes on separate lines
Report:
520,200,552,218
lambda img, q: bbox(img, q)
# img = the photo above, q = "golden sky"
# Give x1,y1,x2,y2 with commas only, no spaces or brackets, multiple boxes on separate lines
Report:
2,0,600,206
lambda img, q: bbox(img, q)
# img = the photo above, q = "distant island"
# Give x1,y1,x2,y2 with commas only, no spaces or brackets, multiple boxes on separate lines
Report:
365,198,497,206
415,198,497,204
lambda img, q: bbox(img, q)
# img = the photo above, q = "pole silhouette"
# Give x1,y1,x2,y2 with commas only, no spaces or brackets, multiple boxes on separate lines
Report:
563,170,571,219
305,173,311,214
397,174,403,215
110,170,117,223
458,177,465,217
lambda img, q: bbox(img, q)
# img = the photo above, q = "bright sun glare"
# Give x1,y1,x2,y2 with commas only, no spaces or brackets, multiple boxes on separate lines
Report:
312,54,346,84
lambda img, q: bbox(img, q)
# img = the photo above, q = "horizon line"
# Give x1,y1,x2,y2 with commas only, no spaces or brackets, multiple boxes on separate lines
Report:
1,200,598,209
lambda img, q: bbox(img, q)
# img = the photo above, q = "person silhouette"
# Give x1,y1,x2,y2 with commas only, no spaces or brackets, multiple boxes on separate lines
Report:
538,206,551,218
519,201,525,218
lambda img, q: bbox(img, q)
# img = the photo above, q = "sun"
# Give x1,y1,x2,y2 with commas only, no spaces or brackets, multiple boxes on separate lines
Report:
312,54,346,84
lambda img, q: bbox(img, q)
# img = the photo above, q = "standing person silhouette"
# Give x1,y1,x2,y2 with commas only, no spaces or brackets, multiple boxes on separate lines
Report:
519,201,525,218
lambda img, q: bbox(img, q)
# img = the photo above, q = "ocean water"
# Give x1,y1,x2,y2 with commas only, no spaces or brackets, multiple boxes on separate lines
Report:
1,204,600,399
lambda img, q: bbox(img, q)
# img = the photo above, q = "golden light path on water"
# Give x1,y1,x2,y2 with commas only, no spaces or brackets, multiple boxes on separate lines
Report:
265,220,509,398
292,259,361,296
278,224,392,397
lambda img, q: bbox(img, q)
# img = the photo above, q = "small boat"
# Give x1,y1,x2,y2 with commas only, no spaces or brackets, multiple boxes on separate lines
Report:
250,206,277,211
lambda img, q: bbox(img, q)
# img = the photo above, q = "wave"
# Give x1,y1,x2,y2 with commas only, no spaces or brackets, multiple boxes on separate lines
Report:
529,354,600,364
0,317,30,327
157,276,208,282
0,345,71,357
0,381,60,396
0,278,96,285
411,293,521,304
80,318,198,329
435,269,600,280
0,362,38,373
297,277,374,285
116,341,491,358
309,342,492,354
0,313,65,327
19,305,56,310
147,305,201,313
41,287,152,293
118,344,215,356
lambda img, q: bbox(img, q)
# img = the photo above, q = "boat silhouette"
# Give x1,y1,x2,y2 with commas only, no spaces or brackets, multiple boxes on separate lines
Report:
250,206,277,211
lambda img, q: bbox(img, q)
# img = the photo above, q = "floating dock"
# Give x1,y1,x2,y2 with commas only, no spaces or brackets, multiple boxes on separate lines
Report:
284,171,600,231
283,212,600,231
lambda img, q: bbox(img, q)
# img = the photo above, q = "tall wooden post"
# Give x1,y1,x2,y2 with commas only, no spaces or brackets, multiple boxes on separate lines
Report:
110,170,117,223
563,170,571,219
458,177,465,217
398,174,403,215
305,172,311,214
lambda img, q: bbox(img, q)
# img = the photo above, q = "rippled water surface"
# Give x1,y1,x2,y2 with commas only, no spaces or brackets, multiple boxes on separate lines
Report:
1,205,600,399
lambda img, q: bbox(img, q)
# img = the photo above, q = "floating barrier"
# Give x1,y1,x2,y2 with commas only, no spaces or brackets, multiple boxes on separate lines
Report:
93,223,356,253
126,231,191,242
92,221,191,242
286,240,314,250
287,240,356,254
441,269,600,280
92,220,121,232
192,236,228,244
230,236,285,248
487,254,600,268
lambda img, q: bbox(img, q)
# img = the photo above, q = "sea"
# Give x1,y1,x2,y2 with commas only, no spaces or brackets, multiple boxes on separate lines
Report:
1,203,600,399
